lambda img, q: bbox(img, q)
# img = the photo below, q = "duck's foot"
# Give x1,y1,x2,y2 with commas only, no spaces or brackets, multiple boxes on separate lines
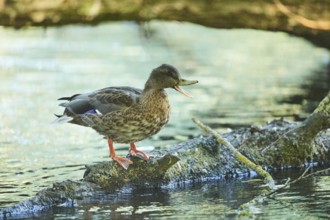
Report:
112,156,133,170
129,149,150,160
129,143,152,160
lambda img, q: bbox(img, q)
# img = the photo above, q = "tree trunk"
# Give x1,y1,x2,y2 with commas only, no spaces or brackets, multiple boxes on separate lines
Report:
0,0,329,49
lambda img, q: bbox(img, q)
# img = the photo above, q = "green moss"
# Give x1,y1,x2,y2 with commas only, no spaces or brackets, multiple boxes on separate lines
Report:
83,153,180,189
314,92,330,115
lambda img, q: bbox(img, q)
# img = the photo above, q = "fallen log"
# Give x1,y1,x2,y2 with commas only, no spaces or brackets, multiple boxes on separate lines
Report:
0,0,329,49
1,92,330,219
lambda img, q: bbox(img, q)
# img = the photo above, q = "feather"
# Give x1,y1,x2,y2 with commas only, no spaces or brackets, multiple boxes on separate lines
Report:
51,114,74,125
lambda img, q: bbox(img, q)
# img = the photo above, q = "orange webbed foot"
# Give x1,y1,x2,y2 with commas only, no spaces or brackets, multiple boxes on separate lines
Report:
108,139,133,170
112,156,133,170
129,149,150,160
129,143,152,160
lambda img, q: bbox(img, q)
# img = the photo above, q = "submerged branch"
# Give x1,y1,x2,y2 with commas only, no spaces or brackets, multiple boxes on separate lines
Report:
238,166,330,217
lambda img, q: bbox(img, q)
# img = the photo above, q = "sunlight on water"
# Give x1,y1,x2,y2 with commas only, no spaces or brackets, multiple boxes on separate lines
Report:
0,21,329,218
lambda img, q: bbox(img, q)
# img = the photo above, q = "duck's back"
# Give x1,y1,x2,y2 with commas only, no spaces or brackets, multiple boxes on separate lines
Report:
56,86,142,126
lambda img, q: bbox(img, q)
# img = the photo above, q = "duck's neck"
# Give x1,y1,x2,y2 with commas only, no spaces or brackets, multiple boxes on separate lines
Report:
140,88,169,108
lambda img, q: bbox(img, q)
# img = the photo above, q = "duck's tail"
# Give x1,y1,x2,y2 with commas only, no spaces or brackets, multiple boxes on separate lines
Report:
51,114,74,125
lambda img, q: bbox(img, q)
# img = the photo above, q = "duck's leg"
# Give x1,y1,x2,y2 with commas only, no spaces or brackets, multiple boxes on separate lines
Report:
108,139,133,170
129,143,149,160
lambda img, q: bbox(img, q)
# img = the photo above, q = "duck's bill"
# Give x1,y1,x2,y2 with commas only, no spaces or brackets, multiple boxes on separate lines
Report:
174,79,198,98
178,79,198,86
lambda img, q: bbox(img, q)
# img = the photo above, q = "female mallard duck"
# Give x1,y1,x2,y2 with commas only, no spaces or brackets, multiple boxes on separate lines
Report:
55,64,198,169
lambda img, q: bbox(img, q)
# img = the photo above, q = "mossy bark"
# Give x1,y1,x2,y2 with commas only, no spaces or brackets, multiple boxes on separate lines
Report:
0,0,329,49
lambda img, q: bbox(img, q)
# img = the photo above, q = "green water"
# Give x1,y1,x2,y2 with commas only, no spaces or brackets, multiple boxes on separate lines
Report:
0,21,329,219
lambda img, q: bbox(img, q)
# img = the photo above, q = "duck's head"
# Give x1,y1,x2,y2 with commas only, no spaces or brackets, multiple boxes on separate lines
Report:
145,64,198,97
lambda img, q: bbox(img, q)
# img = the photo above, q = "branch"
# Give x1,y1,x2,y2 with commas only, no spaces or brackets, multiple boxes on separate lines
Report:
238,166,330,217
266,166,311,197
274,0,330,30
0,1,329,49
192,118,275,188
265,166,330,197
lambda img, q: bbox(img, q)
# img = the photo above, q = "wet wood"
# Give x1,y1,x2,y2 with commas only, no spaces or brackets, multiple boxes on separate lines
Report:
192,118,275,188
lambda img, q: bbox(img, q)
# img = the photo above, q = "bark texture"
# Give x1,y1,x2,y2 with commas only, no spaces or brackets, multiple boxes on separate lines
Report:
0,0,329,49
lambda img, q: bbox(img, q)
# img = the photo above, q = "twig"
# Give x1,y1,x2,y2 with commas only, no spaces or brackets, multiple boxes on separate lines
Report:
291,166,330,183
266,166,330,198
289,166,311,184
192,118,275,189
238,166,330,217
266,166,311,197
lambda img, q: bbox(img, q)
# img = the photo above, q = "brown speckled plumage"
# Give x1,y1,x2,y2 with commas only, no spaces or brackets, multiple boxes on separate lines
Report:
55,64,198,169
86,89,170,143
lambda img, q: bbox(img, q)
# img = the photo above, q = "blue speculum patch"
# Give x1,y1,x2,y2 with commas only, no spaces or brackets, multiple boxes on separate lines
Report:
85,109,97,114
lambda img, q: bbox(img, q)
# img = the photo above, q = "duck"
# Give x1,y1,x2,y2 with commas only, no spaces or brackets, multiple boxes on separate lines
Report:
54,64,198,169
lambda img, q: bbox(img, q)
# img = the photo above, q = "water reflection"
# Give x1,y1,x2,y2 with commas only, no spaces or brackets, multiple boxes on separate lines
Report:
42,179,257,219
33,171,330,219
0,21,329,218
255,171,330,219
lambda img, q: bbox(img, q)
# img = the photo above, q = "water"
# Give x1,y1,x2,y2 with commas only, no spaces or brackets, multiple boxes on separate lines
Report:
0,21,329,218
39,179,258,219
256,169,330,219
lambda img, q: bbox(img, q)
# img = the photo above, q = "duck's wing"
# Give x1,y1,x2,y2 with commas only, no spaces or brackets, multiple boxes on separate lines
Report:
54,86,142,125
